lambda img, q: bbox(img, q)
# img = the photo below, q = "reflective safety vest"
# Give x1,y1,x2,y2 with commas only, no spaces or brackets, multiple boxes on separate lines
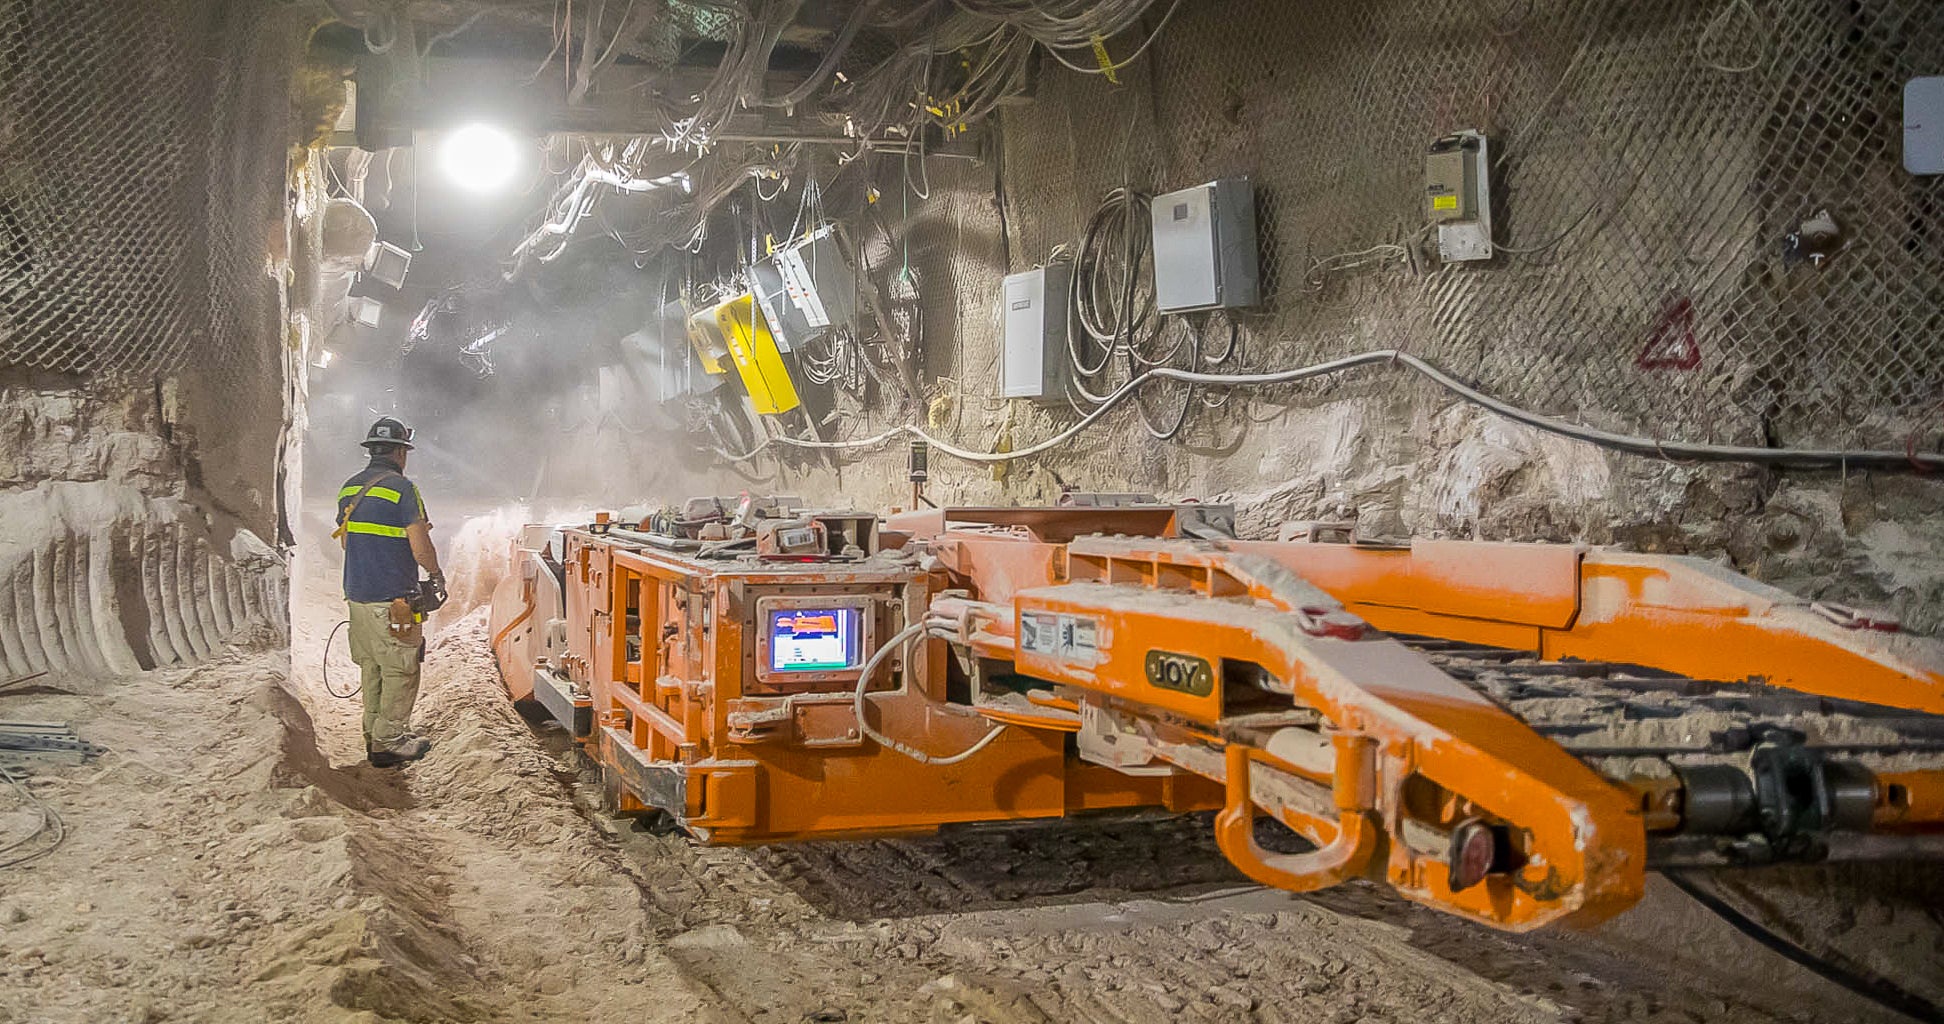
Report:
335,465,426,603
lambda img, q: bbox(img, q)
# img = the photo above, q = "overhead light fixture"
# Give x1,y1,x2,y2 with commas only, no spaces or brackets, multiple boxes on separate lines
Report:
350,296,384,327
439,123,520,195
366,243,411,289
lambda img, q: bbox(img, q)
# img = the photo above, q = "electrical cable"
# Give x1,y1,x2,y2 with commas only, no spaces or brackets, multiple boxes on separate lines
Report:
1305,242,1414,288
1664,871,1942,1024
578,0,642,94
1068,187,1155,397
1033,0,1183,77
523,0,572,85
360,6,398,55
1193,314,1236,408
853,622,1007,766
1199,310,1237,366
419,9,491,58
1131,313,1197,440
0,765,64,869
749,0,882,108
715,348,1944,473
1694,0,1767,75
323,619,359,700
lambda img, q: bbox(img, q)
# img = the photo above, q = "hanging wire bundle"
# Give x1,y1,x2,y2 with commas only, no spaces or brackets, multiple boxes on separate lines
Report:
496,0,1178,270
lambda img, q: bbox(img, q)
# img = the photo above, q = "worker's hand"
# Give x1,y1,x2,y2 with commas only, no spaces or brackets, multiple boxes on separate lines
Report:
421,571,449,612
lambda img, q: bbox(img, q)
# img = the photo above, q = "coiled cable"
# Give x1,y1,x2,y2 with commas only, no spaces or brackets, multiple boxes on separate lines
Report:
323,619,359,700
852,622,1007,766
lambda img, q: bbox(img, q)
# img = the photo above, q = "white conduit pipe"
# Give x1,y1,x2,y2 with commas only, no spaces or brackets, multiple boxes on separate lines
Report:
720,349,1944,472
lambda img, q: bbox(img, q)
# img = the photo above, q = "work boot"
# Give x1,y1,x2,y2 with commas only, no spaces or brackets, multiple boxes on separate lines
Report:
368,732,431,768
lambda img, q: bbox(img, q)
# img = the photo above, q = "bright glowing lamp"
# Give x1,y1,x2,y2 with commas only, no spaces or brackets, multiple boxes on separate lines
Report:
438,123,520,195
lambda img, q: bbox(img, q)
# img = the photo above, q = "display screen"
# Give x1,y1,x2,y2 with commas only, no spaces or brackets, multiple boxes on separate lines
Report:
767,607,860,672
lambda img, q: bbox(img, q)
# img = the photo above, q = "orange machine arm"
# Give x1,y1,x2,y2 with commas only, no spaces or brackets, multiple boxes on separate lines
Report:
1227,539,1944,714
924,528,1944,932
1000,537,1645,931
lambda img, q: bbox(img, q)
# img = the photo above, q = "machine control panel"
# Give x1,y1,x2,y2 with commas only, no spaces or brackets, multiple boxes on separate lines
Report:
767,607,860,673
753,594,879,686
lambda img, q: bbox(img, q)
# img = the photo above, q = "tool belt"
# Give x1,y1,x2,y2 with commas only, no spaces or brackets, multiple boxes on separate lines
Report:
387,597,425,647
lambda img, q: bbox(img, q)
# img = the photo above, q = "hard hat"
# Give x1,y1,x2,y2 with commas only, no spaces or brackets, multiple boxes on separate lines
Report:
360,416,416,450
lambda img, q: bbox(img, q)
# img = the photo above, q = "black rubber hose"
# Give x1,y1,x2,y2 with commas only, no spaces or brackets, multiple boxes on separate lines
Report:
1664,870,1943,1023
323,619,359,700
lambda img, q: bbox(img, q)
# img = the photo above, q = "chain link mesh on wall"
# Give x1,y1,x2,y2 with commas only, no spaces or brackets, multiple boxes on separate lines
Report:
0,0,311,387
997,0,1944,450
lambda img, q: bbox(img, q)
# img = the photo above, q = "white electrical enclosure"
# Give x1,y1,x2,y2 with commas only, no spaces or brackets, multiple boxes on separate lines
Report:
1000,263,1071,401
749,223,857,353
1150,178,1260,313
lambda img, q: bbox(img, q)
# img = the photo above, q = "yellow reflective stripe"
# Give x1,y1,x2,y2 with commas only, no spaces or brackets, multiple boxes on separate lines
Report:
337,484,403,503
343,521,409,538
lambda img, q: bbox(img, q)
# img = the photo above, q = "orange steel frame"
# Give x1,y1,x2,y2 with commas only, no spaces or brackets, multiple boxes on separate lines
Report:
554,529,1203,845
513,509,1944,933
1224,539,1944,716
922,522,1944,930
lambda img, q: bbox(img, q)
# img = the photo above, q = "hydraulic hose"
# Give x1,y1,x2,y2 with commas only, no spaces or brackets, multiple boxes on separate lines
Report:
1665,871,1943,1023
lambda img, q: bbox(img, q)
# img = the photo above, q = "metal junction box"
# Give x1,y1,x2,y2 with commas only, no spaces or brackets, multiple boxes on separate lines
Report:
1000,262,1071,401
750,224,858,351
1907,76,1944,175
1150,178,1259,313
1427,130,1494,262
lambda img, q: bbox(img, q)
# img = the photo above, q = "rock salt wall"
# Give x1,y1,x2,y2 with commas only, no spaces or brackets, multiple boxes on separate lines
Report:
0,375,287,676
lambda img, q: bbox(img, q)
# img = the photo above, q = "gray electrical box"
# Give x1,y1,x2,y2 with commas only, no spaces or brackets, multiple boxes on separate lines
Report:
1426,130,1493,262
1907,76,1944,175
750,223,858,352
1150,178,1259,313
638,299,720,401
1000,263,1071,401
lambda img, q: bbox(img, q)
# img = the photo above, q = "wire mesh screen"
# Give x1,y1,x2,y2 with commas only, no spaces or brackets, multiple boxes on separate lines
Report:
0,0,310,386
997,0,1944,449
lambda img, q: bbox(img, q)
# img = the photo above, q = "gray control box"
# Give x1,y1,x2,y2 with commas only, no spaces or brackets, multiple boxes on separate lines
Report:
1000,262,1071,401
1427,130,1493,262
1907,76,1944,175
1150,178,1259,313
750,223,858,353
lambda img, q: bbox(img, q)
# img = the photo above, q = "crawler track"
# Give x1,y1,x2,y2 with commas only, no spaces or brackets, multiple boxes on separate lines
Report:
1407,637,1944,771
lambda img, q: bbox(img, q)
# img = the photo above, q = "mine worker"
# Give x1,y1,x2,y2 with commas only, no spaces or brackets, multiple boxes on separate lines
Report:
335,416,448,768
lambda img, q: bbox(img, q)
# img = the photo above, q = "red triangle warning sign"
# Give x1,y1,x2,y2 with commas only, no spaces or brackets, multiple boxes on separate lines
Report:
1637,296,1701,371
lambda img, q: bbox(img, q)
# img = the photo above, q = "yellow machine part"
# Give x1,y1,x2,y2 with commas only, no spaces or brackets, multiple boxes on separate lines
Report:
685,305,731,375
713,293,801,415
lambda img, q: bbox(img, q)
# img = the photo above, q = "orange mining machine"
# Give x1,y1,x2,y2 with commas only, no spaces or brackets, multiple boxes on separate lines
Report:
488,495,1944,932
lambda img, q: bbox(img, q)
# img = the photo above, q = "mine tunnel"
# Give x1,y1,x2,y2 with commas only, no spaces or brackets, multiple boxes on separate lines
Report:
3,1,1944,1021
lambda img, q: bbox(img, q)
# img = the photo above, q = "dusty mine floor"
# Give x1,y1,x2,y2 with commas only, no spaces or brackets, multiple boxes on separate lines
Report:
0,531,1939,1022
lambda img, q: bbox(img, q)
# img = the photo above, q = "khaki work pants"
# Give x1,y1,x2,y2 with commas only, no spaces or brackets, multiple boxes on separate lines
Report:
347,600,423,746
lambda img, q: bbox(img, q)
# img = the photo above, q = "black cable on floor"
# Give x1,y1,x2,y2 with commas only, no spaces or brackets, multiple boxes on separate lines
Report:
323,619,358,700
1664,870,1943,1023
0,765,62,869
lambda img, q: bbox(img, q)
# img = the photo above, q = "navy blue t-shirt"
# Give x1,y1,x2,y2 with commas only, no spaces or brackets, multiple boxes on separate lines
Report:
337,460,426,603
